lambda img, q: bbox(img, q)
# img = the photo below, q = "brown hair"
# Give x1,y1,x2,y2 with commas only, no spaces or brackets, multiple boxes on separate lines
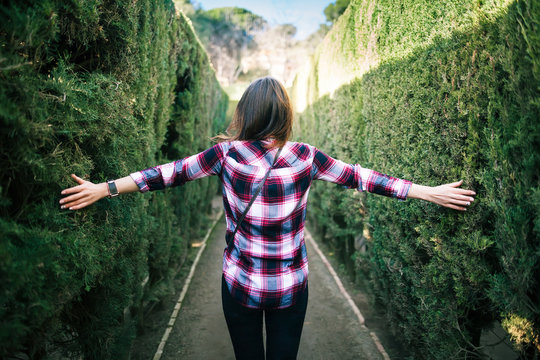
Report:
213,76,293,149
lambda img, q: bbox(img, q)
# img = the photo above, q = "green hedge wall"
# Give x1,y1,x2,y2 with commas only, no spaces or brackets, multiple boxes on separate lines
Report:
292,0,539,358
0,0,227,358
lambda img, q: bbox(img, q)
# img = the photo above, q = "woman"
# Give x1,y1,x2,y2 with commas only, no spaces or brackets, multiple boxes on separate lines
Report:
60,77,475,360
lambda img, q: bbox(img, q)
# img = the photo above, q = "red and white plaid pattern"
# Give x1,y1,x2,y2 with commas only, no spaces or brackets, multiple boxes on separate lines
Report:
130,140,412,309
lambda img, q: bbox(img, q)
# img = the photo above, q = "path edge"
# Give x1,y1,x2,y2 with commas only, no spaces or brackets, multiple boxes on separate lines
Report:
305,228,391,360
152,210,224,360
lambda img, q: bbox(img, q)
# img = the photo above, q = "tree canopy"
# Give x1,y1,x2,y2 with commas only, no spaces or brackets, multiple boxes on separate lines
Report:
324,0,351,24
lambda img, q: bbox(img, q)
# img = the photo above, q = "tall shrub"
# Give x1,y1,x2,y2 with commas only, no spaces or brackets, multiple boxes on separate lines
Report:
292,0,539,358
0,0,227,358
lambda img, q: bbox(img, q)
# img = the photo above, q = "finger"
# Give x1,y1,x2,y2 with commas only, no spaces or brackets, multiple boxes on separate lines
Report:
61,200,84,209
71,174,86,185
60,192,86,205
445,203,467,211
451,187,476,195
446,180,463,188
448,199,471,207
63,197,90,209
452,194,475,202
69,201,90,210
454,189,476,197
444,188,476,199
61,184,85,195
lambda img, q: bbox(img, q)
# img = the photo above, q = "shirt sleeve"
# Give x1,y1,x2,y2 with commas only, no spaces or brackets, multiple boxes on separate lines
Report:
129,142,228,193
312,147,412,200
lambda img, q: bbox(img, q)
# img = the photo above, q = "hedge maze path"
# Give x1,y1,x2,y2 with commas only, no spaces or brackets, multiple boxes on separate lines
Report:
155,216,388,360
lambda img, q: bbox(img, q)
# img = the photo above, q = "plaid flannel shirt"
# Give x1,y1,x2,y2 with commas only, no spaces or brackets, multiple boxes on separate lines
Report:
130,140,412,309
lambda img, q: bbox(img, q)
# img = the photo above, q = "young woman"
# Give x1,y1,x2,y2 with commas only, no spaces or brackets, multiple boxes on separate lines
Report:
60,77,475,360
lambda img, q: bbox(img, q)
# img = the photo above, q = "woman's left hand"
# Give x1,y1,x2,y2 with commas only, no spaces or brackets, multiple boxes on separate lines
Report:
427,180,476,211
59,174,108,210
408,180,476,211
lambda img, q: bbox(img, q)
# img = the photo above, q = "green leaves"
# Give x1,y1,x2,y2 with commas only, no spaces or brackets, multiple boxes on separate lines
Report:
294,0,539,357
1,0,226,358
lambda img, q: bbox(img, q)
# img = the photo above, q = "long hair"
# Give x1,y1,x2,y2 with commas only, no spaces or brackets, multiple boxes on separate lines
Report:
213,77,293,149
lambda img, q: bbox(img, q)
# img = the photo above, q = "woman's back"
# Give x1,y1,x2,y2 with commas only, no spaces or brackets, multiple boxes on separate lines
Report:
220,139,314,309
132,138,411,309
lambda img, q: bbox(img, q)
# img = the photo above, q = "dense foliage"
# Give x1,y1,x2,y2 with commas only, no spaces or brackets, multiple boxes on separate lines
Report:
324,0,351,24
0,0,227,358
292,0,539,358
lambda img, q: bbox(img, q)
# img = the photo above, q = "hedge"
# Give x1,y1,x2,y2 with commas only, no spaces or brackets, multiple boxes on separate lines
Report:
0,0,227,358
292,0,539,358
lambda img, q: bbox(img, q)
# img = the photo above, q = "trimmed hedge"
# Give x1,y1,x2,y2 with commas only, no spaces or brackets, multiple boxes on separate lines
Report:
0,0,227,358
292,0,539,358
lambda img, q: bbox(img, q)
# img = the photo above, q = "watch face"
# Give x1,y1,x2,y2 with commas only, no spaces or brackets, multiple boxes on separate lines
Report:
107,180,119,197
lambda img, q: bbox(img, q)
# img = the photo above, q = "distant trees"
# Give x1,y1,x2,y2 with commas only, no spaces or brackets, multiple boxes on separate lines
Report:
174,1,267,85
176,1,310,87
192,7,267,85
242,23,302,87
324,0,351,24
174,0,332,87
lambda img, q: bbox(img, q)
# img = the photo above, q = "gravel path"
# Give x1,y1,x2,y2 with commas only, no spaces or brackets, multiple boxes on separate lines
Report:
158,215,385,360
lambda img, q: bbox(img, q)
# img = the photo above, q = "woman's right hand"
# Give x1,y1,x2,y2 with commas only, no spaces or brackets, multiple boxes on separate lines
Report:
59,174,108,210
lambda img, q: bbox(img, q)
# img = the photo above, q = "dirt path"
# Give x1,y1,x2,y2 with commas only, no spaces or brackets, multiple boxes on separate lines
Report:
156,216,386,360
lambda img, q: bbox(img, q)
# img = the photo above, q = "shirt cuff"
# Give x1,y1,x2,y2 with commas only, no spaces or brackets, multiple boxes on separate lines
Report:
396,180,413,201
130,171,150,193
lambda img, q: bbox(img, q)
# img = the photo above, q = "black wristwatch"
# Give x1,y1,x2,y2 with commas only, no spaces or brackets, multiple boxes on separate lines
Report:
107,180,119,198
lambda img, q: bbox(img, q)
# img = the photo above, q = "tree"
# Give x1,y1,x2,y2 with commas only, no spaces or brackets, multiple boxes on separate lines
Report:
190,7,267,85
324,0,351,24
275,24,297,38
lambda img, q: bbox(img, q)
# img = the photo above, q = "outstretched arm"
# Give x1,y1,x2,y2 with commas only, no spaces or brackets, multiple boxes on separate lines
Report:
407,179,475,211
59,142,229,211
312,148,475,211
59,174,138,210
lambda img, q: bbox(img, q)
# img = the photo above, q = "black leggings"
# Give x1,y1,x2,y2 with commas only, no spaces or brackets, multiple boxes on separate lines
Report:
221,276,308,360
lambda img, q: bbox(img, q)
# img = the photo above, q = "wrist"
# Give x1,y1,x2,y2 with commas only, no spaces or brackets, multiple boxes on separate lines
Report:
99,182,109,199
409,184,433,201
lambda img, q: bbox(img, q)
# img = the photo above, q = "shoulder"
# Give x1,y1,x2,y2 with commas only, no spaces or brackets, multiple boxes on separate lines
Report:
211,141,234,154
284,141,316,161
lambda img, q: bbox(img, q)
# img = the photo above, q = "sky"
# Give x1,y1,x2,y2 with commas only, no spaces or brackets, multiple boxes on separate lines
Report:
194,0,331,40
